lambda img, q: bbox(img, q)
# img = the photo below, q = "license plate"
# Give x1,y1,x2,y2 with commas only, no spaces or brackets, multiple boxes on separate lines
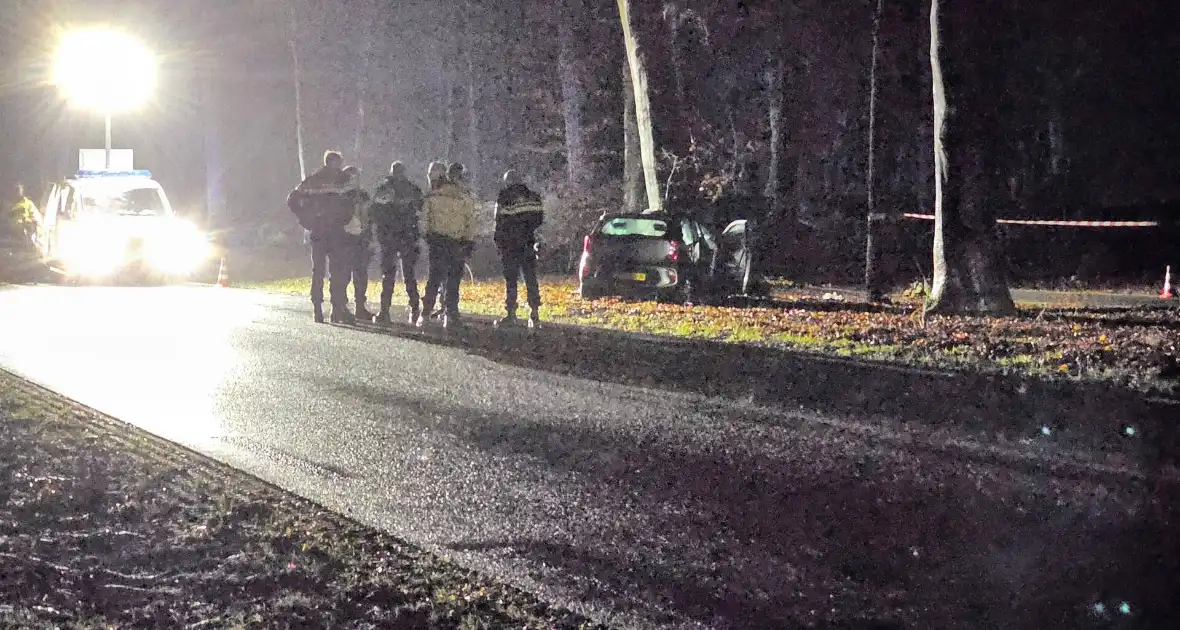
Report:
631,272,646,282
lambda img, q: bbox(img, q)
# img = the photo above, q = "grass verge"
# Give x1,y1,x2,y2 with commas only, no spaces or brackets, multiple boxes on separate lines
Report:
246,276,1180,399
0,369,605,630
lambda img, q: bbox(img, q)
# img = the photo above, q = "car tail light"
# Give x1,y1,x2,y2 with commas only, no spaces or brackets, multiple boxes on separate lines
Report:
579,235,592,279
666,240,680,261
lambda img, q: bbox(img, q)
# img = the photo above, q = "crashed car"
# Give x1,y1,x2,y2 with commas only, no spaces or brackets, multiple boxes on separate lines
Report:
577,210,756,304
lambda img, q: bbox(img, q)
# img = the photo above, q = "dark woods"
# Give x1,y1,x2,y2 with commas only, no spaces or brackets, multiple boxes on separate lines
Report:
3,0,1178,299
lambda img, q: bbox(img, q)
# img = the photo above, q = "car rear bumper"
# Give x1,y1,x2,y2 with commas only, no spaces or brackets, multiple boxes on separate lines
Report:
580,266,680,297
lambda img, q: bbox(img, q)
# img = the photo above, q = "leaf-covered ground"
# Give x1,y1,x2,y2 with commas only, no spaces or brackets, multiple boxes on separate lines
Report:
251,276,1180,398
0,370,605,630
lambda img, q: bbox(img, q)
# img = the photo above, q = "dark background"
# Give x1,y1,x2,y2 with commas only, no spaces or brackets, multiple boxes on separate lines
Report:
3,0,1178,286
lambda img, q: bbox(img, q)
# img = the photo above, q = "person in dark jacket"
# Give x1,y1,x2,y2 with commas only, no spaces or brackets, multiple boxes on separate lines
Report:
370,161,423,324
493,170,544,328
419,162,476,329
286,150,354,323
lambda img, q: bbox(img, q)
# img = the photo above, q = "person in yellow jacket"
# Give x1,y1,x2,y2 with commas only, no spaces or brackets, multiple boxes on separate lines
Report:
418,162,475,329
8,183,39,240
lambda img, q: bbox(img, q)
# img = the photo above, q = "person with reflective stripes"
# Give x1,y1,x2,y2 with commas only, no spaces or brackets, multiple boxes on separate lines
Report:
493,170,544,328
286,150,354,323
370,161,423,325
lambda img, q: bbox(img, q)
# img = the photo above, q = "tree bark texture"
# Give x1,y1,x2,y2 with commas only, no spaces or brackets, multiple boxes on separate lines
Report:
926,0,1014,315
464,2,481,186
864,0,886,301
617,0,662,212
558,0,590,191
287,2,307,180
622,63,644,212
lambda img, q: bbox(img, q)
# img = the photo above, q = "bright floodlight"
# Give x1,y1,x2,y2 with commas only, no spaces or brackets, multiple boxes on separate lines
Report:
53,28,156,113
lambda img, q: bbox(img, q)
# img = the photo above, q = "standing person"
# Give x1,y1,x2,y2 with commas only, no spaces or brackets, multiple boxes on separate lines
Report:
342,165,376,321
8,183,39,240
370,161,423,325
287,150,354,323
493,170,544,328
425,161,450,321
418,162,475,329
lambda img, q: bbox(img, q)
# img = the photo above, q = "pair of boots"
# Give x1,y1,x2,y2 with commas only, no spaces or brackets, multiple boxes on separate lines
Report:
312,302,374,325
374,302,420,326
495,307,541,329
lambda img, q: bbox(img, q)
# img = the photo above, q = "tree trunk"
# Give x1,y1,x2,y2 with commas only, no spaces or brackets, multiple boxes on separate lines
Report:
622,63,644,212
464,1,480,185
617,0,661,212
763,58,784,217
287,2,307,180
558,0,590,192
352,4,373,165
926,0,1014,315
864,0,886,301
203,80,224,226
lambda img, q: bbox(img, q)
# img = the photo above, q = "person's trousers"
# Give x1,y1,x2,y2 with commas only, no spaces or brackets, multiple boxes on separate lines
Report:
498,241,541,313
422,234,467,316
310,231,349,309
350,232,372,307
378,235,420,311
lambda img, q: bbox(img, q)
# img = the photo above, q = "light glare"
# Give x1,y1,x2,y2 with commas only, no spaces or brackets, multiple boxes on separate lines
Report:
52,28,156,113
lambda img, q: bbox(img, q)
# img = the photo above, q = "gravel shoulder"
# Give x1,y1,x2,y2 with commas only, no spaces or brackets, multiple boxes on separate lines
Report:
0,369,605,630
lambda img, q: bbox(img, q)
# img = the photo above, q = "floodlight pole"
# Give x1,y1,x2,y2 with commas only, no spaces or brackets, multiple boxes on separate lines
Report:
104,112,113,171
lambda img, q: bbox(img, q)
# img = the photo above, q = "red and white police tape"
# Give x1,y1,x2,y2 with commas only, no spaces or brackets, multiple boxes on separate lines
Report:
900,213,1160,228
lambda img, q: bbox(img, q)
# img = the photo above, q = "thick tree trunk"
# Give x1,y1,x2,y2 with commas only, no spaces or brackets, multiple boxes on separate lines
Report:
617,0,661,212
287,3,307,180
559,0,590,191
622,63,644,212
926,0,1014,315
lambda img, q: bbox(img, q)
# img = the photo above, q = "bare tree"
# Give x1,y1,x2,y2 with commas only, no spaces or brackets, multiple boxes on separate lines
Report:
763,57,785,218
864,0,886,301
559,0,591,191
464,0,481,186
617,0,661,212
926,0,1014,315
287,1,307,180
622,63,644,212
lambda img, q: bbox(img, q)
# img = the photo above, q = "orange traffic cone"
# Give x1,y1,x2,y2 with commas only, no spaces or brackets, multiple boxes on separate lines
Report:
1161,265,1173,299
216,257,230,288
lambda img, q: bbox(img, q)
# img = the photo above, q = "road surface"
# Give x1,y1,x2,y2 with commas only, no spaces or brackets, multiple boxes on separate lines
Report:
0,284,1173,629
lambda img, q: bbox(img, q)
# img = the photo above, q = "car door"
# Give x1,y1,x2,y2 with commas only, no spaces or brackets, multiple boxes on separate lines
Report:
717,220,751,292
38,184,68,260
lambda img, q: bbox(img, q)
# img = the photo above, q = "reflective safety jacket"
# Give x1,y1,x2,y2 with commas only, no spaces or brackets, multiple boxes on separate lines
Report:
287,167,355,235
493,184,543,248
8,196,39,237
422,182,475,243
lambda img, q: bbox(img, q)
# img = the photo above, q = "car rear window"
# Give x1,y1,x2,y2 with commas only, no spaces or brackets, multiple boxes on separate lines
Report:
599,217,670,237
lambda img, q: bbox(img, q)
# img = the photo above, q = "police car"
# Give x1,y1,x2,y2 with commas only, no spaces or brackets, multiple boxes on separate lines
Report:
37,169,210,284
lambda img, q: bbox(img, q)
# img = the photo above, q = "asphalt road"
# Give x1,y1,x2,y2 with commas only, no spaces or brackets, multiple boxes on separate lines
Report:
0,284,1174,629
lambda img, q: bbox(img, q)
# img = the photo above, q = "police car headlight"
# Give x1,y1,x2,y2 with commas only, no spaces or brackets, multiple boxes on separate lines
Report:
146,220,210,274
59,221,124,276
